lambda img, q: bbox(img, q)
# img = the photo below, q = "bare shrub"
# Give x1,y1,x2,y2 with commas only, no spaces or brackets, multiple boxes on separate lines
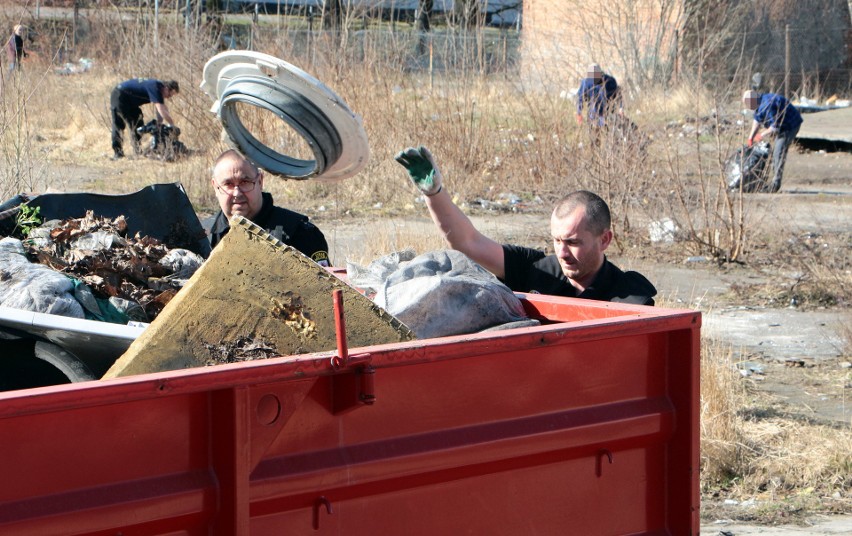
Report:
700,338,748,490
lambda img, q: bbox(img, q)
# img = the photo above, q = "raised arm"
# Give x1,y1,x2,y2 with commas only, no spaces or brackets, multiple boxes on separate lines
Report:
395,147,506,278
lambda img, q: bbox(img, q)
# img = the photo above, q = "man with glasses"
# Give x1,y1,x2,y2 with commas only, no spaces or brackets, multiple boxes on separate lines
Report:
208,150,331,266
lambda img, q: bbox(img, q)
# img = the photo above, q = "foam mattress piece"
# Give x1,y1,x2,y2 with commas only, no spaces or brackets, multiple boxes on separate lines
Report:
105,217,414,378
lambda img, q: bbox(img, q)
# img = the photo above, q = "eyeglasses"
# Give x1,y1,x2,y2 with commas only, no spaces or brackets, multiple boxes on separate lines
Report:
215,177,258,194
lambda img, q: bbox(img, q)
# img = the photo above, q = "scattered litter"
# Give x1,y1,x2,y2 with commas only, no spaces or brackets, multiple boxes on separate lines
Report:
648,218,677,243
498,192,522,205
792,94,851,113
559,89,577,100
665,112,741,137
55,58,93,76
737,361,765,376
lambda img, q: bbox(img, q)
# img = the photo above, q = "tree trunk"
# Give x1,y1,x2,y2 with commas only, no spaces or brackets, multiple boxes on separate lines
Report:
323,0,343,30
416,0,434,33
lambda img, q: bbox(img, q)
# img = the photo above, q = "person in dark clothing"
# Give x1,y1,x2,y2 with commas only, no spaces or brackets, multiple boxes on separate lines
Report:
395,146,656,305
576,63,622,127
742,90,803,193
6,25,27,74
110,78,179,159
209,150,330,266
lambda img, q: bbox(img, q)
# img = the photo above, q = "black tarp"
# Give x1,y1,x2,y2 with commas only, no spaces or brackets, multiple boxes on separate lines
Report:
0,182,211,257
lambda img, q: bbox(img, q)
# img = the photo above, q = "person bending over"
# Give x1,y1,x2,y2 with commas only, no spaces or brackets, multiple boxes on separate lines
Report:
110,78,179,159
742,89,802,193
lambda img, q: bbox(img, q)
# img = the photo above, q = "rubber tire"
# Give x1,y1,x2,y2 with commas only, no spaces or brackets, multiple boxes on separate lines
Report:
33,341,97,383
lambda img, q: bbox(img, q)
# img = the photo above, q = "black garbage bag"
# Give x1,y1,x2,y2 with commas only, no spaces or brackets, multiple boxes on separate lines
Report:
136,120,190,161
726,142,770,192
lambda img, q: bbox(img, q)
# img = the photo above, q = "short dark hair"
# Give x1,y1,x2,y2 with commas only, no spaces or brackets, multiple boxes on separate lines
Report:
165,80,180,93
553,190,611,236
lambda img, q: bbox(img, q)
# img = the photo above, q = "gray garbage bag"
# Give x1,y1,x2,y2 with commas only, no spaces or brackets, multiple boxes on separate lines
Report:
0,238,85,318
347,249,534,339
159,248,205,281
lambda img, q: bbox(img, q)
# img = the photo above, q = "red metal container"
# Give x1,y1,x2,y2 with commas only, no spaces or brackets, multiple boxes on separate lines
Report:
0,294,700,535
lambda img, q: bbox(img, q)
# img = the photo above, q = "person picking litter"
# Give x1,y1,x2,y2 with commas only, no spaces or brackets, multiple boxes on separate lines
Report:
395,146,656,305
109,78,180,160
742,89,802,193
576,63,622,127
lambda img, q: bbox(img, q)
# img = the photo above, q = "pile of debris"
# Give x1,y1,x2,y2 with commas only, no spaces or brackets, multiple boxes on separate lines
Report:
1,210,203,324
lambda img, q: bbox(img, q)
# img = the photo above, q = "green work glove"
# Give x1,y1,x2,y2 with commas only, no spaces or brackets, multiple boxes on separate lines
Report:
394,146,443,196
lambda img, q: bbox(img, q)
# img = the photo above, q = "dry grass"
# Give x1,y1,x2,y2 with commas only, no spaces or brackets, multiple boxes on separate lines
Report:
700,338,852,518
700,338,749,490
2,11,851,519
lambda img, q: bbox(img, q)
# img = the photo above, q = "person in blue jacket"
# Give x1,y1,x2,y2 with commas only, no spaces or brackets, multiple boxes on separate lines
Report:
110,78,179,159
576,64,622,127
743,90,803,193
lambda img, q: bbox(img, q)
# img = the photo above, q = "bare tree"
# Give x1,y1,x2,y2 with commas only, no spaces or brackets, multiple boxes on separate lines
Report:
323,0,343,31
451,0,483,29
417,0,434,33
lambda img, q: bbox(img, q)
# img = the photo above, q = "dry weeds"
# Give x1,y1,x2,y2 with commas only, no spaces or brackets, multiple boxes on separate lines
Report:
1,8,850,521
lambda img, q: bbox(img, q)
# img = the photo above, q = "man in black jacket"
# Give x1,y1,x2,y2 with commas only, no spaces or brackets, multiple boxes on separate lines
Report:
395,147,656,305
209,150,330,266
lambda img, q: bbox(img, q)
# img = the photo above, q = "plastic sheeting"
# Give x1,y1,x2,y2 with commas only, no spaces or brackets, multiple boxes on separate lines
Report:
726,142,771,192
347,249,534,339
0,238,84,319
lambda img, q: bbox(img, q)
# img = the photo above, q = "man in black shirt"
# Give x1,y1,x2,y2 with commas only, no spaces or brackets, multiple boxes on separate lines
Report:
395,146,656,305
209,150,330,267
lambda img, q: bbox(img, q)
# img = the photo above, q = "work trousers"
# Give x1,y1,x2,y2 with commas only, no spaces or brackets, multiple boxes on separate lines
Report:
110,88,144,157
770,125,800,192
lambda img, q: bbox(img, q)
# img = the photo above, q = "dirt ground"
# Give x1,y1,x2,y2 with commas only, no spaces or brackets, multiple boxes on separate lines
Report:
25,136,852,534
314,147,852,535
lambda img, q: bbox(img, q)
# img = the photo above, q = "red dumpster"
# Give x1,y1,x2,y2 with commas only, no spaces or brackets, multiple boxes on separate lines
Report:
0,294,700,535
